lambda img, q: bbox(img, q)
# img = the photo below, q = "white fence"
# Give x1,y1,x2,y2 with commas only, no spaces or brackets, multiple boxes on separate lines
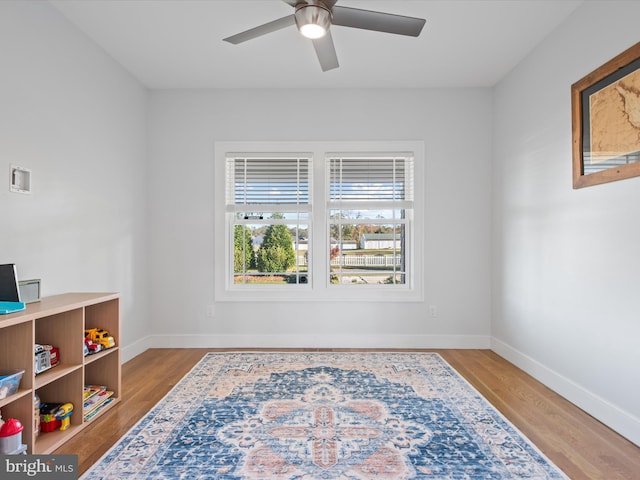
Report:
298,255,401,267
333,255,401,267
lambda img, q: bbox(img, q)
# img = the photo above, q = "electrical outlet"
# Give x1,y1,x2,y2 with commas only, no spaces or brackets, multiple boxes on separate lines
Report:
428,305,437,318
206,304,215,317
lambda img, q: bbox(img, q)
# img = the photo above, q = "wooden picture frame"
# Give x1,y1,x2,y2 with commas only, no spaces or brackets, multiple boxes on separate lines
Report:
571,41,640,188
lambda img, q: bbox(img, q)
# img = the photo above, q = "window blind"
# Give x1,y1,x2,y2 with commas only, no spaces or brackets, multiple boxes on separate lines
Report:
328,155,414,207
226,155,311,212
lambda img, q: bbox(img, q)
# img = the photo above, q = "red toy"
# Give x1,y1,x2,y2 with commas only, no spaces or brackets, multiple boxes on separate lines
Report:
0,418,24,454
84,337,102,356
39,403,62,433
34,345,59,375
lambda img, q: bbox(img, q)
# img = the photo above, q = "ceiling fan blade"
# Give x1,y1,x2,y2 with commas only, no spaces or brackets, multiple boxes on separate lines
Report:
281,0,298,6
331,6,426,37
312,31,339,71
223,15,296,44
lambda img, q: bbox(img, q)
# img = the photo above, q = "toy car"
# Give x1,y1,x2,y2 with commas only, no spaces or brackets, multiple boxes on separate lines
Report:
84,328,115,349
84,337,103,355
34,344,59,375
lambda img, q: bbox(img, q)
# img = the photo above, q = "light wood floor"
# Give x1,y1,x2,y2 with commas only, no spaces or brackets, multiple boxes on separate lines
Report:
54,349,640,479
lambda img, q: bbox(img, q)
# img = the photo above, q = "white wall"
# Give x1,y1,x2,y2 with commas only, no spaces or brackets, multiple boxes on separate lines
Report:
0,1,149,356
147,88,493,349
492,1,640,445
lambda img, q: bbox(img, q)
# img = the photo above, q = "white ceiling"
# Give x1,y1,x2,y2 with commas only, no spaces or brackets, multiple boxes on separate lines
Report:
49,0,582,89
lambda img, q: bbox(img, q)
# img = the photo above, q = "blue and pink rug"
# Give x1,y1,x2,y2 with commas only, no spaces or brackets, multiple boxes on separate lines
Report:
81,352,568,479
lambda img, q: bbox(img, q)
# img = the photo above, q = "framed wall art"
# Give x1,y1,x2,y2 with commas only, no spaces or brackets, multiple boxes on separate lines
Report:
571,41,640,188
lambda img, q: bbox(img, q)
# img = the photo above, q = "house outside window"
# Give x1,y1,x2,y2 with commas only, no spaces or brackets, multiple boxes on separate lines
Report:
215,141,424,302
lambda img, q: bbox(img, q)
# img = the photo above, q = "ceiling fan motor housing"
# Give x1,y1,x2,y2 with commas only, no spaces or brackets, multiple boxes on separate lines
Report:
295,1,333,38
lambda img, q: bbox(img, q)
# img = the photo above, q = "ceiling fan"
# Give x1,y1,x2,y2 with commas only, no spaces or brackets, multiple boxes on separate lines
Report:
223,0,426,72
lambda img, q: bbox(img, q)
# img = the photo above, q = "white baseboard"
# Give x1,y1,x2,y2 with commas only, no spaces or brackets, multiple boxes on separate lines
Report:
121,335,154,363
491,337,640,447
131,333,491,351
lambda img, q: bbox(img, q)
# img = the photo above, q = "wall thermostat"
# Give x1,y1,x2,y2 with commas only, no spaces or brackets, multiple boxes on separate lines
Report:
10,165,32,194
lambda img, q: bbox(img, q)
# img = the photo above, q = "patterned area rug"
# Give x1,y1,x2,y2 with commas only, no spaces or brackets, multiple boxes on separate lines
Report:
81,352,568,479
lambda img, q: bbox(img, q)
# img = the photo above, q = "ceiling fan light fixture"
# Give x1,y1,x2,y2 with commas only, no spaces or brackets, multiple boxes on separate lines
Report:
295,5,332,39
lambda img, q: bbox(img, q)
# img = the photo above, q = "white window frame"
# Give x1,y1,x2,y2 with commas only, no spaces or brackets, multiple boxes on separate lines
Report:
214,141,424,302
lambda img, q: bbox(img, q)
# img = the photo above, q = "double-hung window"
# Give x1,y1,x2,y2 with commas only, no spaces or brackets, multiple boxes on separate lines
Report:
216,141,423,302
226,154,311,286
328,153,413,286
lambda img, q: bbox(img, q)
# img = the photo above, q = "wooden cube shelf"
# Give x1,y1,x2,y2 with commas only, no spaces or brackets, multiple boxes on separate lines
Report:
0,293,121,454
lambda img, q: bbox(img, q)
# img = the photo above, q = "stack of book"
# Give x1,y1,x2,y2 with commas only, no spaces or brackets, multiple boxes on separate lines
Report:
83,385,114,421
